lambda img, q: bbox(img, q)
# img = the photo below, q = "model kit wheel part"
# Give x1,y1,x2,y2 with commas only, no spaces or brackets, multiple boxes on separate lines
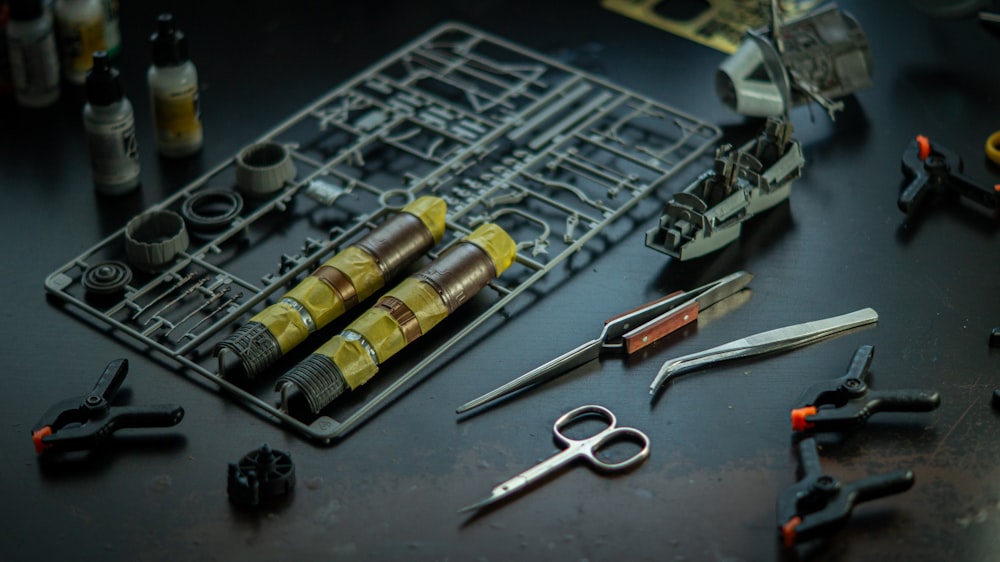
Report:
234,141,297,196
124,210,190,272
227,443,296,507
82,260,133,296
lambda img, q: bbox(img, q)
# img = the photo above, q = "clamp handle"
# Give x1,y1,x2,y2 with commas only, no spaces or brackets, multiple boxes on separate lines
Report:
793,390,941,432
790,345,940,432
777,437,915,547
36,404,185,453
30,359,184,454
899,135,1000,214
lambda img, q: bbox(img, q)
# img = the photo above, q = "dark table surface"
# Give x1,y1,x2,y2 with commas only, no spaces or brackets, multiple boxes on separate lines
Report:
3,1,1000,560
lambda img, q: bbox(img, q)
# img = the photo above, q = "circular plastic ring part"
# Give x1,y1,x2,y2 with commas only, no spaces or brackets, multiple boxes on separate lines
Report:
985,130,1000,166
124,210,190,272
234,141,297,196
181,189,244,234
82,260,133,296
227,443,296,507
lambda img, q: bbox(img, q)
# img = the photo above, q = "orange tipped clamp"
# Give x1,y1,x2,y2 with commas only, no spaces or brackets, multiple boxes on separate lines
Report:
777,437,915,548
790,345,940,433
31,359,184,454
900,134,1000,215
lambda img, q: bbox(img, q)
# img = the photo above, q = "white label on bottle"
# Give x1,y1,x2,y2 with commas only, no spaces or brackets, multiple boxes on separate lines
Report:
8,32,60,98
85,114,141,185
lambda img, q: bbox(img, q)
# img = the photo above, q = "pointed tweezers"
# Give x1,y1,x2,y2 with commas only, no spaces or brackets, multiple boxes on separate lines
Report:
457,271,753,414
649,307,879,398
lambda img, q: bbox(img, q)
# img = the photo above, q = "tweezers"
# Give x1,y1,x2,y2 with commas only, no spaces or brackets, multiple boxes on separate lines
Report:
457,270,753,414
649,307,879,398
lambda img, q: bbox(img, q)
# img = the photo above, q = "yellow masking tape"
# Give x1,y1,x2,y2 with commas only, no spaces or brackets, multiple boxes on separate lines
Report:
387,277,449,334
252,302,311,354
347,308,409,364
328,246,384,301
283,276,348,328
404,196,448,243
314,335,379,390
465,223,517,276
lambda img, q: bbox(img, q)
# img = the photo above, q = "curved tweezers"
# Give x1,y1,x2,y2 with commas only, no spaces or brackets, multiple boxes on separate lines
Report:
649,307,879,398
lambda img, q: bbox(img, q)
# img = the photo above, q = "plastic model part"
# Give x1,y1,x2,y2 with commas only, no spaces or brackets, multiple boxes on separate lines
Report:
30,358,184,454
227,443,296,507
601,0,823,55
777,437,914,548
234,141,297,196
899,134,1000,215
43,22,719,443
277,223,517,413
790,345,940,432
124,210,190,272
716,3,872,119
645,118,803,261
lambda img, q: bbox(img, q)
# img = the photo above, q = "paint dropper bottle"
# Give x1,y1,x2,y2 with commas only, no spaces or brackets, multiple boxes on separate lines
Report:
147,13,202,158
84,51,140,194
6,0,60,107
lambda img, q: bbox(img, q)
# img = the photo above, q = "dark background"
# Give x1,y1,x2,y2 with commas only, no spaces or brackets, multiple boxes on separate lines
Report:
3,1,1000,560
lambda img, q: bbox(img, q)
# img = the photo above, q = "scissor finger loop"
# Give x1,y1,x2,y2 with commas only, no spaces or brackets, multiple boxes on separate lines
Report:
553,404,650,472
581,427,651,471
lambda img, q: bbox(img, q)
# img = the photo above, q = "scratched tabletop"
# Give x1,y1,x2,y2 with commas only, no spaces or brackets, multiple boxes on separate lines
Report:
2,1,999,561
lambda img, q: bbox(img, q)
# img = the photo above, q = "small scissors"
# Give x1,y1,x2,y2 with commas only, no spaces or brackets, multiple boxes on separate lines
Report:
459,405,650,513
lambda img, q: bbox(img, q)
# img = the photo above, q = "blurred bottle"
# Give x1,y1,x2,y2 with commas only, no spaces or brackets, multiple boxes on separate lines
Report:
54,0,104,84
100,0,118,57
147,13,202,157
83,50,139,194
6,0,60,106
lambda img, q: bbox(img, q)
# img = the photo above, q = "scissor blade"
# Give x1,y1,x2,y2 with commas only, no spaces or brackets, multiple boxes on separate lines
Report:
619,271,752,353
456,338,604,414
458,474,532,513
649,307,879,397
458,493,503,513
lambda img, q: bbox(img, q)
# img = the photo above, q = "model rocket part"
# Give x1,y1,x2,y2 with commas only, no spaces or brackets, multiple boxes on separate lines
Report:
276,223,517,413
215,196,447,378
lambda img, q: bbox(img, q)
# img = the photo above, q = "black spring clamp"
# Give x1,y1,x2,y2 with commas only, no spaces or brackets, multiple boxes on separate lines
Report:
899,134,1000,215
777,437,915,547
790,345,940,432
31,358,184,454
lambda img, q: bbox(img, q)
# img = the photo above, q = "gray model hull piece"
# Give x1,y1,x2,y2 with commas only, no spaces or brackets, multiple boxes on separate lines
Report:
645,140,803,261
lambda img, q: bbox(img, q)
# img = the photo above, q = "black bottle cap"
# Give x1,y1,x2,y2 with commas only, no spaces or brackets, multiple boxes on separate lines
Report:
149,13,190,67
9,0,44,21
85,52,124,106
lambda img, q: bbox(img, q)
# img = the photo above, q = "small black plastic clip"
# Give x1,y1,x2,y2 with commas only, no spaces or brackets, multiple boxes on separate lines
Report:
899,134,1000,215
790,345,940,432
777,437,915,547
227,443,296,507
30,359,184,454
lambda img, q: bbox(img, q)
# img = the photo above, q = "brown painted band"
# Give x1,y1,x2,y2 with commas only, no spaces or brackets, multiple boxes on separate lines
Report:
376,296,422,343
312,265,359,309
355,212,436,282
416,242,497,313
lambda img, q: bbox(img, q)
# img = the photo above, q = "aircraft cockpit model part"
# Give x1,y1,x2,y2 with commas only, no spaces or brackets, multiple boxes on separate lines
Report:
717,2,872,120
646,118,803,261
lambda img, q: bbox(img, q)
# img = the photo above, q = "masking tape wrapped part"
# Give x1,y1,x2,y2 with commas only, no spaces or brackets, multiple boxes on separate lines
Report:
215,196,447,379
277,223,517,413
